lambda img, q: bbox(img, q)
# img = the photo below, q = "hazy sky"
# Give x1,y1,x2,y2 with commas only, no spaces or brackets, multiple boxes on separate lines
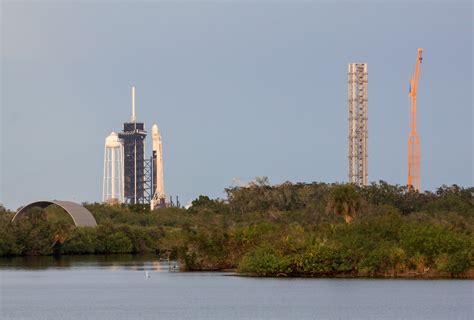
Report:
1,0,472,210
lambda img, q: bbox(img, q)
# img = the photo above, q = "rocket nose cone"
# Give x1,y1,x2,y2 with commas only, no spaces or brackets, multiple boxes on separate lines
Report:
152,124,159,136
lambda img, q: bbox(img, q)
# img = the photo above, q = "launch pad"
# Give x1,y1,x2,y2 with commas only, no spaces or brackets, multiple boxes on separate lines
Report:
103,86,167,209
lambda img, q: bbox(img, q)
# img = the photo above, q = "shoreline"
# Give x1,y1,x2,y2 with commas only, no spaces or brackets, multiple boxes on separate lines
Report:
1,255,473,279
233,272,474,280
175,265,474,279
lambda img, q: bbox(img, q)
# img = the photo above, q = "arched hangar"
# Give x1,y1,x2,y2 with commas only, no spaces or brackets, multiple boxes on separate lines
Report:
11,200,97,227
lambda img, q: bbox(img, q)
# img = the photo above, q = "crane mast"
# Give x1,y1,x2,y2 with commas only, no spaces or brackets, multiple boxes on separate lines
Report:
407,48,423,191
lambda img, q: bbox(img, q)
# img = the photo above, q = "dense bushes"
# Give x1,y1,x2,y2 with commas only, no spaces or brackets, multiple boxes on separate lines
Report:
0,208,164,256
237,214,473,277
0,182,472,277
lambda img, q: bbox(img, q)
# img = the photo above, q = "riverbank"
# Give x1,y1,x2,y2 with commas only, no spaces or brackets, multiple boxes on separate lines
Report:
236,268,474,279
1,183,473,278
1,254,473,279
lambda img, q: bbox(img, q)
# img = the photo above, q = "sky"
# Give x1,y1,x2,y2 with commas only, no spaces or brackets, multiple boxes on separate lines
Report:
1,0,472,210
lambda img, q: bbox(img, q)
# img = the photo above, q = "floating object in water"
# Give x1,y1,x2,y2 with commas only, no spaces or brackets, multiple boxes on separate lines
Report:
169,262,179,272
145,270,150,278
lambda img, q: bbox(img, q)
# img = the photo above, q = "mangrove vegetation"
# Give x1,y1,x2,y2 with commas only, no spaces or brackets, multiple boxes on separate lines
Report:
1,181,473,278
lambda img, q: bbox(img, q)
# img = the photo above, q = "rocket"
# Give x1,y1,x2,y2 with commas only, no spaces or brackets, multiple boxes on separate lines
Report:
151,124,166,210
152,124,161,153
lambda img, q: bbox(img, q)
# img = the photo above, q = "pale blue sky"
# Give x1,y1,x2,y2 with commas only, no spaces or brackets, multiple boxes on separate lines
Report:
1,1,472,210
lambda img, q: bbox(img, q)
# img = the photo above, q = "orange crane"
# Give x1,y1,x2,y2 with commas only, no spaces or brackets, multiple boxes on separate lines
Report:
407,48,423,191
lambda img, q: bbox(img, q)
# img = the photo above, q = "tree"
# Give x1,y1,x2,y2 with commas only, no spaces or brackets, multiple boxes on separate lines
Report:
326,184,361,223
188,195,229,214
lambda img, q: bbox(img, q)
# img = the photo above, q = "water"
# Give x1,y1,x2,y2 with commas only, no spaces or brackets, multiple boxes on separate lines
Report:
0,256,472,320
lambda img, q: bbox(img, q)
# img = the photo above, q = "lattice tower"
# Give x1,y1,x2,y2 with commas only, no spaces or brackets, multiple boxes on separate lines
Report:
348,63,368,186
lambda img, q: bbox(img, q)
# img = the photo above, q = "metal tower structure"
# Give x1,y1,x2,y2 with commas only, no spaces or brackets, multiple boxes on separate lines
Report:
102,132,124,204
144,158,152,203
348,63,368,186
407,48,423,191
118,86,148,204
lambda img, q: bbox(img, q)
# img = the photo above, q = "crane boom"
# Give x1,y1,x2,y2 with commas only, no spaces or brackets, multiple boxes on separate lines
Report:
407,48,423,191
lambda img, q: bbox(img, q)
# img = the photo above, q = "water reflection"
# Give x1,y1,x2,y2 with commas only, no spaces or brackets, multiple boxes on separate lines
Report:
1,257,471,319
0,254,174,271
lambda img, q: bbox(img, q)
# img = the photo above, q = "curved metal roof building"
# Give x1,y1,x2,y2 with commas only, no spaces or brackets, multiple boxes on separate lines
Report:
11,200,97,227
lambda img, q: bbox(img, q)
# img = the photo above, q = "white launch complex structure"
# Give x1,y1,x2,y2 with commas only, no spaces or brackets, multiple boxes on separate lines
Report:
102,86,166,210
102,132,125,204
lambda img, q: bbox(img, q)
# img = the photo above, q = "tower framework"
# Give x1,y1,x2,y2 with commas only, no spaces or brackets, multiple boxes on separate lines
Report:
119,123,147,204
348,63,368,186
118,87,148,204
407,48,423,191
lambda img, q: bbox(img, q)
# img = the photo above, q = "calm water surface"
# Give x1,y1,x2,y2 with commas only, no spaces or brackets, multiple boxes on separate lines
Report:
0,256,472,320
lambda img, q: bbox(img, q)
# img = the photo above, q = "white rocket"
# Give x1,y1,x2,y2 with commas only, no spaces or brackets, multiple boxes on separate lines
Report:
150,124,166,210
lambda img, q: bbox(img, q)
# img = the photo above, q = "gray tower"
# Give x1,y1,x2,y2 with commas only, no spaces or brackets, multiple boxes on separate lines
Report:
348,63,368,186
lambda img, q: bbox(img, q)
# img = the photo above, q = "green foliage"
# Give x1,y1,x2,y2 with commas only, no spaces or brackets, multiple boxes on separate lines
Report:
0,182,472,278
3,208,56,256
234,208,473,277
62,228,98,254
102,232,133,254
0,214,22,256
188,196,229,214
239,245,288,276
326,184,361,223
293,244,349,275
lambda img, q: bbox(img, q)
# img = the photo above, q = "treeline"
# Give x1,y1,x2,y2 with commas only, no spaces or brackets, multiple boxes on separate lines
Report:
0,181,473,277
226,179,473,216
0,206,165,256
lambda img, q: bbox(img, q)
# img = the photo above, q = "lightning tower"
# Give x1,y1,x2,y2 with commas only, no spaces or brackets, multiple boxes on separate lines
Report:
348,63,368,186
407,49,423,191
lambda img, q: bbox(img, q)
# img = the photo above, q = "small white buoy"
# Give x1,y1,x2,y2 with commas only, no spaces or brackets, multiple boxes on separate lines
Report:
145,270,150,278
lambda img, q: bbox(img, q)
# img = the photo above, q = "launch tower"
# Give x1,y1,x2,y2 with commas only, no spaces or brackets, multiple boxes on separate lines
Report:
118,87,148,204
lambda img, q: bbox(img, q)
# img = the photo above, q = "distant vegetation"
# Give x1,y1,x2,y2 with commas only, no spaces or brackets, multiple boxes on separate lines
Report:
1,181,473,278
